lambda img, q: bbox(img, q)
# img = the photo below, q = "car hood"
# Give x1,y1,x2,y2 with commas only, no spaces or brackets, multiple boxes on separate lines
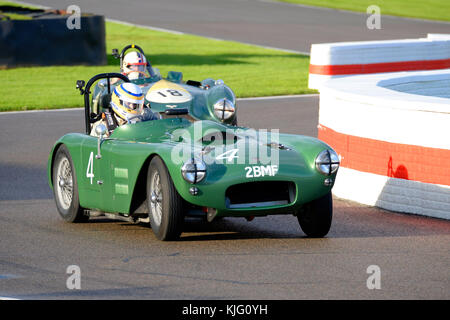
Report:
109,118,326,170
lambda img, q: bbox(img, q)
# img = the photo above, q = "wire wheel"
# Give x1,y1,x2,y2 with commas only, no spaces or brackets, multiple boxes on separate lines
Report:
149,171,163,227
147,156,184,241
52,145,87,223
55,157,73,210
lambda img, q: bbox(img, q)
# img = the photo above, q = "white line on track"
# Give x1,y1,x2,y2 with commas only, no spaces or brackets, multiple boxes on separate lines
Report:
105,18,185,35
0,108,83,115
0,94,319,115
238,94,319,101
0,296,21,300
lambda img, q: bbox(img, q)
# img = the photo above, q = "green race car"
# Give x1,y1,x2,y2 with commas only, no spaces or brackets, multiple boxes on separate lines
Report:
47,72,340,241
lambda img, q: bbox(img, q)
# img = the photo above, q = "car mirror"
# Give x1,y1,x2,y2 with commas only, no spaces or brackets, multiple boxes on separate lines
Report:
95,124,107,137
112,48,120,59
95,124,107,159
76,80,86,94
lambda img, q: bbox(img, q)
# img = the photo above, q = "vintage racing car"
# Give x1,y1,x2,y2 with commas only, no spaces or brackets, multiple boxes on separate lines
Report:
47,73,340,240
90,44,238,126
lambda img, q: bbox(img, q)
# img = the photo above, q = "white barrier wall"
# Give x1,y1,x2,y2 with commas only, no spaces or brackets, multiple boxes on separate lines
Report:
310,36,450,220
309,34,450,90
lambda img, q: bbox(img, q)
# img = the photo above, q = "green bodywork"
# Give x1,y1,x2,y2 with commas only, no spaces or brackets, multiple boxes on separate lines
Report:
48,67,338,220
47,116,337,218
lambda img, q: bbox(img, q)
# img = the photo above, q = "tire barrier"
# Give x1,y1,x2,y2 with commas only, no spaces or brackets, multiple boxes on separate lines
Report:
0,6,106,68
310,35,450,220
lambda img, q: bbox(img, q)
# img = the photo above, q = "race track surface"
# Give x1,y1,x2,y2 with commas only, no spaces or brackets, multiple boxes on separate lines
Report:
17,0,450,53
1,0,449,300
0,99,449,300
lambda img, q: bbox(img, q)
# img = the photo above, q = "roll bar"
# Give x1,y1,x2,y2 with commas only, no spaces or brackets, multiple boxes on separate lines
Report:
76,73,130,135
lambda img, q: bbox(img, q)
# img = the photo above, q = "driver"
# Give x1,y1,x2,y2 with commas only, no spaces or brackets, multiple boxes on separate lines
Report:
91,82,157,137
122,51,148,80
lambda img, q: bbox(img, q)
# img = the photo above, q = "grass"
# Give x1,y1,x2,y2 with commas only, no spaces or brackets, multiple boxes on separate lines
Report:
0,12,31,19
0,1,34,19
276,0,450,22
0,19,312,111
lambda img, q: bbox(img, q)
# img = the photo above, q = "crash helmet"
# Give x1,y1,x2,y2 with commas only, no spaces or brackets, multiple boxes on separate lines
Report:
110,83,145,121
122,51,147,80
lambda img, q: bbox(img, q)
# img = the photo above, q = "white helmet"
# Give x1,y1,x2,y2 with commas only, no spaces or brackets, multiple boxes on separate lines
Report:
122,51,148,80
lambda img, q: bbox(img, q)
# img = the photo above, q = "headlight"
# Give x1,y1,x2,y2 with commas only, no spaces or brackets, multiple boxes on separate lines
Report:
315,149,340,176
213,98,235,121
181,158,207,184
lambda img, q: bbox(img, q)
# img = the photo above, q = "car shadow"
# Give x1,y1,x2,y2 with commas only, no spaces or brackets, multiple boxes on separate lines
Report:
101,200,450,242
179,216,304,241
90,214,307,241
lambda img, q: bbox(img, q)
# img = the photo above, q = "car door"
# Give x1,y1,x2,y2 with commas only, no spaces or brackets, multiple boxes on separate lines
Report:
79,135,109,211
98,140,138,215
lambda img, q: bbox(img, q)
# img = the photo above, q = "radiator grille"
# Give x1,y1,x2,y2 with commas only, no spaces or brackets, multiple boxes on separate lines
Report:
225,181,296,209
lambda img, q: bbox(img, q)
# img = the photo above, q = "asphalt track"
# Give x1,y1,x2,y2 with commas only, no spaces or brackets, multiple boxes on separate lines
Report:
0,0,449,300
1,99,449,300
16,0,450,53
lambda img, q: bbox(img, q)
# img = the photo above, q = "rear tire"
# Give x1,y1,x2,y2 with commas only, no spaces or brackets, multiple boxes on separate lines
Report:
147,156,184,241
297,192,332,238
52,145,88,223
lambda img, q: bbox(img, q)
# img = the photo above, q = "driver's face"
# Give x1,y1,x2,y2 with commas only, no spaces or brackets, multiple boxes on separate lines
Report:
127,64,145,72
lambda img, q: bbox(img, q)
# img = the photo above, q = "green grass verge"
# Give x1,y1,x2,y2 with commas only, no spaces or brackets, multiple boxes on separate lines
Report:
1,1,33,19
0,19,312,111
276,0,450,22
0,12,31,20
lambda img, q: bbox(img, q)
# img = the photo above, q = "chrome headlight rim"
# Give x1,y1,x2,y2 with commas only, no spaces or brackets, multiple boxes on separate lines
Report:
213,98,235,121
315,149,340,176
181,158,207,184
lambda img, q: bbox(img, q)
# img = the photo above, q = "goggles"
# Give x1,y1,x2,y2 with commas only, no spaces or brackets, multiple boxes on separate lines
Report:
120,100,143,111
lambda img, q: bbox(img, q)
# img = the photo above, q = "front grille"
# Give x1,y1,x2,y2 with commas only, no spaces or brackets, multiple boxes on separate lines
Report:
225,181,296,209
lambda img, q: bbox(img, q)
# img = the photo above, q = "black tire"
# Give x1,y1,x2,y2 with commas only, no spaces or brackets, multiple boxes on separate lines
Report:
297,192,332,238
147,156,184,241
52,145,88,223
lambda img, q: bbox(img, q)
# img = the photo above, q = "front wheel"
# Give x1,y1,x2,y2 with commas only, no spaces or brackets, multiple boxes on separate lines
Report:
147,156,184,241
52,145,88,223
297,192,332,238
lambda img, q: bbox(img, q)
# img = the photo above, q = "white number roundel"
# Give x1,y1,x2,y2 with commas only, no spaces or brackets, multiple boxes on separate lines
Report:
146,80,192,104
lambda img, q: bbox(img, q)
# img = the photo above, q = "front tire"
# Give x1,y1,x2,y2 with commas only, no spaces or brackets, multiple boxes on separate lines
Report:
147,156,184,241
297,192,332,238
52,145,87,223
